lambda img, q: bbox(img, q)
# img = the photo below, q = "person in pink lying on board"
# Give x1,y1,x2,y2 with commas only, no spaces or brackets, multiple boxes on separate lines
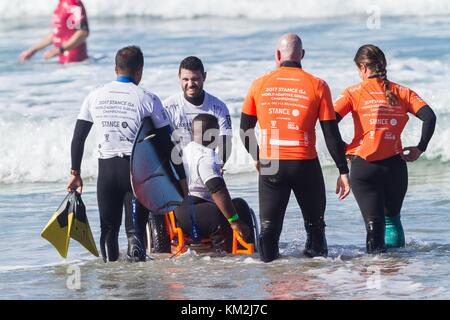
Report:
19,0,89,64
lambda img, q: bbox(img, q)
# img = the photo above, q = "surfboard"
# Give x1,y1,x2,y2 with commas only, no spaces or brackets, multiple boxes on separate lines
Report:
131,117,183,215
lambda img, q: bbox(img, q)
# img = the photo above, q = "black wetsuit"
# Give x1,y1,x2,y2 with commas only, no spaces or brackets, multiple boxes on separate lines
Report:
97,156,148,261
71,120,148,261
71,120,185,262
257,158,328,261
337,105,436,253
350,155,407,253
174,196,255,253
240,61,349,262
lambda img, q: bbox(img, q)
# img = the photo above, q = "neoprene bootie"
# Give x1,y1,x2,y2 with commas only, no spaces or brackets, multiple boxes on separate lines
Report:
258,233,279,263
127,235,146,262
366,221,386,254
385,214,405,248
210,225,229,253
303,219,328,258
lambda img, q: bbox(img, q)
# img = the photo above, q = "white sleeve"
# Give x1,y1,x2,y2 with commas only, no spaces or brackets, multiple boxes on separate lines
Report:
77,92,94,123
217,103,233,136
162,98,177,131
198,155,222,184
142,94,170,129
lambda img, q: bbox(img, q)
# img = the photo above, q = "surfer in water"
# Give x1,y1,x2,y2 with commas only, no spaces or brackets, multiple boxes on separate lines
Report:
240,33,350,262
334,44,436,253
67,46,187,262
173,113,253,253
163,56,233,166
19,0,89,64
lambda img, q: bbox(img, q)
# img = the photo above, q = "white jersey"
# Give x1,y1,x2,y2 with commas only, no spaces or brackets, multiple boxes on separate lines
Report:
163,92,233,148
78,80,169,159
182,141,223,202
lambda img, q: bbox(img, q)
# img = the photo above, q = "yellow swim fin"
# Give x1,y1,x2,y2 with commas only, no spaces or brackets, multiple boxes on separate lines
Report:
41,193,72,258
69,193,99,257
41,192,99,258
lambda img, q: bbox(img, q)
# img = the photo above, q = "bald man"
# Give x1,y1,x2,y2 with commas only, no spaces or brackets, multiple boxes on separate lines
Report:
240,33,350,262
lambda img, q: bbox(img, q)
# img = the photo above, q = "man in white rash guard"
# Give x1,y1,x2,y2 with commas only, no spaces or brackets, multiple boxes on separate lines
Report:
67,46,187,262
163,56,233,166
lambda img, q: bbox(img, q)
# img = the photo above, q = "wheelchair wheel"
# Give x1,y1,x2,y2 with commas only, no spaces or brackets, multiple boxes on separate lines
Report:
146,214,171,253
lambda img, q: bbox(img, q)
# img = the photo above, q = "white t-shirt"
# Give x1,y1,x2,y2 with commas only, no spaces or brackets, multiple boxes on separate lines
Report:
163,92,233,148
182,141,223,202
78,80,169,159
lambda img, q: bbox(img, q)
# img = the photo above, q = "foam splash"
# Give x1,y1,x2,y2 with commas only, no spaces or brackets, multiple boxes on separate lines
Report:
1,13,449,183
1,0,450,20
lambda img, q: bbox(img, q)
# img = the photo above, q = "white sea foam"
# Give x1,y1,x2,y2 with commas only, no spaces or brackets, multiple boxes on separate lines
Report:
0,5,449,183
1,56,449,183
1,0,450,20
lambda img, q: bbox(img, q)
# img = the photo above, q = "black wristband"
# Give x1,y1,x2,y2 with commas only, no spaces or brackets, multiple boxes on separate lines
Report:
59,46,66,54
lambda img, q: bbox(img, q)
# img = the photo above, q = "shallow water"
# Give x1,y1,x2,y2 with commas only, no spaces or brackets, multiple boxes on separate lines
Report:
0,2,450,299
0,161,449,299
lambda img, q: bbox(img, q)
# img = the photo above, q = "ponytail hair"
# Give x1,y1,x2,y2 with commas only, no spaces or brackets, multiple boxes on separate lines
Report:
354,44,397,106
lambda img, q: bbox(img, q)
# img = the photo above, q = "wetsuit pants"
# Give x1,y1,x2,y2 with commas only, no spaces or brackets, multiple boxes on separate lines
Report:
350,155,408,253
174,196,255,252
258,158,327,262
97,157,148,261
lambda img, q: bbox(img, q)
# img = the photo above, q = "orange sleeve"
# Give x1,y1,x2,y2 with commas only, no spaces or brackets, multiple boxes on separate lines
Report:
406,88,427,115
241,82,257,116
334,89,353,118
317,81,336,121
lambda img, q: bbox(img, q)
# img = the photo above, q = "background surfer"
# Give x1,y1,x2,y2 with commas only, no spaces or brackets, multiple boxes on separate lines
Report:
19,0,89,64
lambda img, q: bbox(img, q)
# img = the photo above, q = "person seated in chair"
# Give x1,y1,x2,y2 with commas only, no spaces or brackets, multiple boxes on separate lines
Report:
174,113,254,253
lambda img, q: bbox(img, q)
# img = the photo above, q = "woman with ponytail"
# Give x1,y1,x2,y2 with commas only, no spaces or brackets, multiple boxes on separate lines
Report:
334,44,436,254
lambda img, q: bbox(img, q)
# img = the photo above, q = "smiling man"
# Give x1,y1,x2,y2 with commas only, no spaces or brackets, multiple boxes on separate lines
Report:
163,56,233,166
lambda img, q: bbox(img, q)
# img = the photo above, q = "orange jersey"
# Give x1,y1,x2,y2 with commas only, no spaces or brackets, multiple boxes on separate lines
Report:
242,66,335,160
334,78,427,161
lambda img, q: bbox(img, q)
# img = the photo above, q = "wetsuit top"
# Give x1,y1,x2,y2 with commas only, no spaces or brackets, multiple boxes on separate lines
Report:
334,78,428,162
77,76,170,159
182,141,223,202
163,92,233,148
52,0,89,64
241,64,336,160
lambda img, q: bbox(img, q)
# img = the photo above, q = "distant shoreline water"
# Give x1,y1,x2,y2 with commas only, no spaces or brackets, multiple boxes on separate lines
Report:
2,0,450,21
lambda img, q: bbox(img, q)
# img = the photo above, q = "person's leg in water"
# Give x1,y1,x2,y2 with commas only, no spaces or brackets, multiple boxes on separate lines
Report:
175,196,256,253
290,159,328,257
97,158,123,262
350,157,386,254
384,156,408,248
259,160,290,263
195,199,255,253
124,192,148,261
175,196,231,252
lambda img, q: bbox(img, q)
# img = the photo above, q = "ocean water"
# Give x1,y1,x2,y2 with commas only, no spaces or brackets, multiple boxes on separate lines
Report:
0,0,449,300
